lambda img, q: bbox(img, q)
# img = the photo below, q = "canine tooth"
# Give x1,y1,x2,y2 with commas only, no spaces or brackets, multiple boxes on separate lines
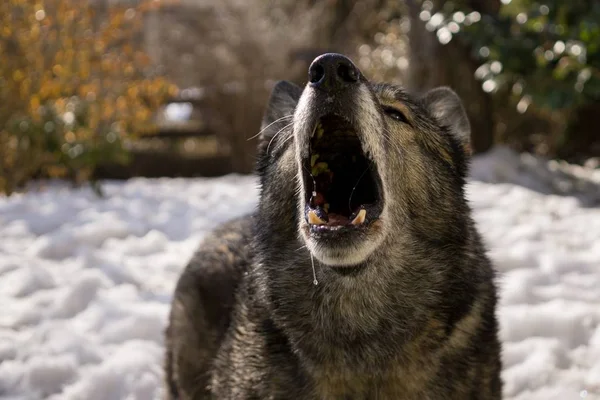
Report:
351,209,366,225
308,210,326,225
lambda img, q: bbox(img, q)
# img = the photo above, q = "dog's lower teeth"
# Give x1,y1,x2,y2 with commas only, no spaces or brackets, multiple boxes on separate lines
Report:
351,209,366,225
308,210,326,225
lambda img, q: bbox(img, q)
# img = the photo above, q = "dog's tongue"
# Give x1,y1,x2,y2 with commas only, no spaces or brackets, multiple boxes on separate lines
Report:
326,213,348,226
307,208,367,226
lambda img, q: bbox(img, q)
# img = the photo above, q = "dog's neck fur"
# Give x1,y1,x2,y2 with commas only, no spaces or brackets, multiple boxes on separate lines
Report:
254,212,466,358
253,234,466,398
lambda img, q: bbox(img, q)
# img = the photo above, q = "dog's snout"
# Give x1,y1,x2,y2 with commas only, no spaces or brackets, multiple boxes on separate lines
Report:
308,53,359,92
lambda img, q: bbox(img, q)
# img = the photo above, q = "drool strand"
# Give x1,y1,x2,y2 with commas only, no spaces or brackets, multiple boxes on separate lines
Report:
303,165,318,206
347,163,372,214
310,252,318,286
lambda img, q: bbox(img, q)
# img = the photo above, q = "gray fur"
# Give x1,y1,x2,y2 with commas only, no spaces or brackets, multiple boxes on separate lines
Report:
164,59,502,399
421,86,472,152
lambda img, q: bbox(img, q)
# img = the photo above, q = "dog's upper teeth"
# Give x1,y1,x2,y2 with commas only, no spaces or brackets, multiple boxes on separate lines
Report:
308,210,326,225
351,209,366,225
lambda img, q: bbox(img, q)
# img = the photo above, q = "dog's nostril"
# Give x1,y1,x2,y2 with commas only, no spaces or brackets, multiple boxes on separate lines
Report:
308,53,360,90
337,62,359,83
309,64,325,84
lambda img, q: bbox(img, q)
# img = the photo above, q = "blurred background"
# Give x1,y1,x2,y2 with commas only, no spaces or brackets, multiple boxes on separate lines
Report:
1,0,599,194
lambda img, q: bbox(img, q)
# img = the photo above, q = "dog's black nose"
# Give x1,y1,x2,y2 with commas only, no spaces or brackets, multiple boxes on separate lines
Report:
308,53,359,91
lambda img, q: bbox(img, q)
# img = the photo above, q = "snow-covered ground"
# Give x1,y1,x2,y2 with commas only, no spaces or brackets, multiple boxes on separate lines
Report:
0,148,599,399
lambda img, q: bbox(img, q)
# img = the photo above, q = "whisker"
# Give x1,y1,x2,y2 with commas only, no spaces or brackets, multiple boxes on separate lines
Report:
348,163,372,213
247,114,294,141
383,136,397,155
267,121,294,155
302,165,318,205
277,130,295,150
269,129,295,157
310,252,318,286
382,128,403,156
385,137,402,159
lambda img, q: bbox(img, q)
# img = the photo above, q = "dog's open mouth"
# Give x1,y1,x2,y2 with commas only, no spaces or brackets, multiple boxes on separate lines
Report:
303,114,383,232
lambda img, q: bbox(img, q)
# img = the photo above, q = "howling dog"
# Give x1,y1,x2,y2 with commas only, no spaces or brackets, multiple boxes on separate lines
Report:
164,53,502,400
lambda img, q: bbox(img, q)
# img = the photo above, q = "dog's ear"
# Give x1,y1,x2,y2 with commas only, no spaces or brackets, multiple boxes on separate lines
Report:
421,87,472,155
258,81,302,154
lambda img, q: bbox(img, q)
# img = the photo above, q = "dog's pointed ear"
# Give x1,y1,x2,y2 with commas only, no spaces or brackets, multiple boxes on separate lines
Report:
421,87,472,155
258,81,302,153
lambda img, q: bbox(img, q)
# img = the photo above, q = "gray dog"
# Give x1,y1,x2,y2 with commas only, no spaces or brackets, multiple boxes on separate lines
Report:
164,53,502,400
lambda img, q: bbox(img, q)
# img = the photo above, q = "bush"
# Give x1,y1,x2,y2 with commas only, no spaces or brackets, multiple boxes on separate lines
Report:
0,0,177,194
419,0,600,159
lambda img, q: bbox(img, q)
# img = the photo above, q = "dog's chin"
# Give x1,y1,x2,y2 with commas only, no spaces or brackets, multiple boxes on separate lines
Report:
302,225,385,269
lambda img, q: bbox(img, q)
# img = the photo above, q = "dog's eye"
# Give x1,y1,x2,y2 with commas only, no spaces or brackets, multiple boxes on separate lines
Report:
383,107,408,124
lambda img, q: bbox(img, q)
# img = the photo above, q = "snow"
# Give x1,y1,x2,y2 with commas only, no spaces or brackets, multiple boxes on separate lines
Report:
163,103,194,122
0,149,599,399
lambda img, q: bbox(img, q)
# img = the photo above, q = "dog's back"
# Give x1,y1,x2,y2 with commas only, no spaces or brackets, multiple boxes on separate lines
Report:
165,217,253,399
